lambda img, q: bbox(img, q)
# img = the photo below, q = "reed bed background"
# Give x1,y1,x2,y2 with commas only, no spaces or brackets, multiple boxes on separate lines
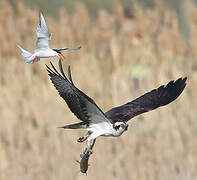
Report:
0,0,196,179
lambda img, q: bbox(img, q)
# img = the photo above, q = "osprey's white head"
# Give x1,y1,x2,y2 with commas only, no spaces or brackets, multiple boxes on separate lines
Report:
112,121,128,136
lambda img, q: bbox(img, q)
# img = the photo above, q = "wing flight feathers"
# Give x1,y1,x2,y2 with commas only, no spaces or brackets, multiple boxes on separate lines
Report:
105,77,187,123
58,60,68,80
68,66,74,85
47,61,90,122
53,46,82,52
46,60,108,124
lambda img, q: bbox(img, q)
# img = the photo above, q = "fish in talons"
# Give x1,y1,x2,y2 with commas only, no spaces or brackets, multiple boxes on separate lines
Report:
76,139,96,175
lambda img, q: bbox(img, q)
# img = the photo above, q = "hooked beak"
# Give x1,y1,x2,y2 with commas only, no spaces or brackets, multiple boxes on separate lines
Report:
58,53,64,60
125,124,128,131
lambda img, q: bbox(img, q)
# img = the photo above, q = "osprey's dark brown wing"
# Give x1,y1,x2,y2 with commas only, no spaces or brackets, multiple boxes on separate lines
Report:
105,77,187,123
46,60,108,124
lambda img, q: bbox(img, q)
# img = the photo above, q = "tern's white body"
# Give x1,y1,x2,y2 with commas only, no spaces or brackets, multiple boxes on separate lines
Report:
34,48,58,58
17,45,60,64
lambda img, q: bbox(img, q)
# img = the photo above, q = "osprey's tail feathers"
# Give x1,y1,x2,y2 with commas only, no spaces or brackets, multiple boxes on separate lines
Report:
16,44,40,64
59,122,88,129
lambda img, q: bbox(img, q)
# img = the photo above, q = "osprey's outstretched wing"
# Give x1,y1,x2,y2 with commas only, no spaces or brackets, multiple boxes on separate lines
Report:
105,77,187,123
46,60,110,124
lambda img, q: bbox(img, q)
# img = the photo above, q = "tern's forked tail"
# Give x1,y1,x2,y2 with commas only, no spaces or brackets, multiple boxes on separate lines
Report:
16,44,40,64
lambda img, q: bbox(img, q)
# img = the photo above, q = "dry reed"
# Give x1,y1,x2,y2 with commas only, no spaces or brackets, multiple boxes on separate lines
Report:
0,0,196,180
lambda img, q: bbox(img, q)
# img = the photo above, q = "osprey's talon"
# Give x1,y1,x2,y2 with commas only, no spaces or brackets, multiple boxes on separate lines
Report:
77,137,84,142
77,136,87,143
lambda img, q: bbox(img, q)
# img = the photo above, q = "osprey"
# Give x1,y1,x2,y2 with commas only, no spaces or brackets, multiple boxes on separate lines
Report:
47,60,187,146
17,12,81,64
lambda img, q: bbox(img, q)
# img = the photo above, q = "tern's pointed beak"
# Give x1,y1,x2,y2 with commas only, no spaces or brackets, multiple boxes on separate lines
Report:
58,53,64,60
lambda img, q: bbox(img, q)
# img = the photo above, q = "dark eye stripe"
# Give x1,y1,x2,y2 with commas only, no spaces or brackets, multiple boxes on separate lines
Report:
114,125,120,130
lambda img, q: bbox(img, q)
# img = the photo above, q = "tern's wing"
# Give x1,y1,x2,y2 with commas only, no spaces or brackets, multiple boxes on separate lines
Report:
35,12,52,51
46,60,111,125
105,77,187,123
53,46,82,52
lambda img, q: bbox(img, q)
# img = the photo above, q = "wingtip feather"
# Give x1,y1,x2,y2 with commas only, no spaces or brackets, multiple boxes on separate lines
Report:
58,59,67,79
39,11,43,19
68,65,74,85
157,77,187,107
